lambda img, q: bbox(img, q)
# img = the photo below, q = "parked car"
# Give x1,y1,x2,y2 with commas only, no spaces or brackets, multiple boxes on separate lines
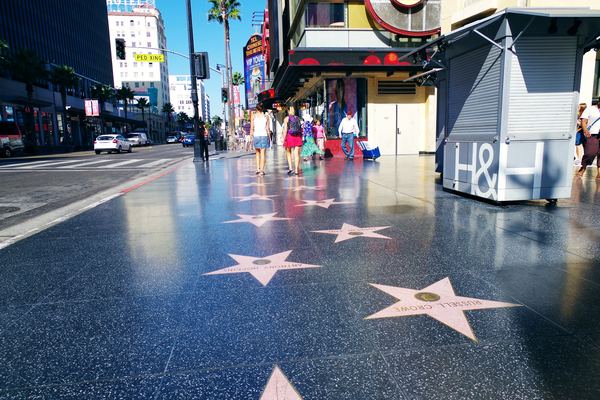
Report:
94,134,132,154
126,132,149,146
0,121,25,157
182,134,196,147
166,135,179,144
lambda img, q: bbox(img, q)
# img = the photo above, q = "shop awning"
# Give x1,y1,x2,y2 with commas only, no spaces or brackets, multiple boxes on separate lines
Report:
272,48,424,101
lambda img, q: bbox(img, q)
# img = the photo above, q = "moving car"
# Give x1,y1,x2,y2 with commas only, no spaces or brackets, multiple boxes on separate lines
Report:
166,135,179,144
182,134,196,147
94,134,132,154
0,121,25,157
126,132,149,146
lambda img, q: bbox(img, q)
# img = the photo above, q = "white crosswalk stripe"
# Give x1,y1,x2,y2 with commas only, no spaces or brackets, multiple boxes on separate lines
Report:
0,158,178,171
134,158,172,168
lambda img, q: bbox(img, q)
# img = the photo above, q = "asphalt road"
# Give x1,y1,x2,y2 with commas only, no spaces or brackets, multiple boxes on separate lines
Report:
0,143,197,231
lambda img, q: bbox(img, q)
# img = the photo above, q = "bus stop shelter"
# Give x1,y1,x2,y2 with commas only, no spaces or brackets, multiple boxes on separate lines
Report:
405,8,600,202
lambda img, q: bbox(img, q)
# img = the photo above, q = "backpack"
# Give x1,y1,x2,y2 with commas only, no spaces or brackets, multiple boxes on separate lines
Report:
288,116,302,136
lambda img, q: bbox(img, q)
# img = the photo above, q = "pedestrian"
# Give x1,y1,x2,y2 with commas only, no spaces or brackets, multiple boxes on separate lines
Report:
575,103,586,166
576,99,600,179
312,118,326,160
301,113,323,161
200,120,209,161
338,111,359,160
283,105,303,175
250,104,271,175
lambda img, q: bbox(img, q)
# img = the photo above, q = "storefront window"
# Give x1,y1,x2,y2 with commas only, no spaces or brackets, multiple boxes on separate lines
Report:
306,3,345,28
41,112,54,146
325,78,367,139
57,113,65,144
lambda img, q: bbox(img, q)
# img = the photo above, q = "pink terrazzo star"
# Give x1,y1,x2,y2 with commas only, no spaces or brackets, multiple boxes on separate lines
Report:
366,277,521,341
312,223,391,243
203,251,321,286
223,213,292,227
260,365,303,400
296,198,354,209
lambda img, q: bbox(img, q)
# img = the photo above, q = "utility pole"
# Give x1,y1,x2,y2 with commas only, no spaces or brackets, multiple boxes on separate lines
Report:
186,0,205,162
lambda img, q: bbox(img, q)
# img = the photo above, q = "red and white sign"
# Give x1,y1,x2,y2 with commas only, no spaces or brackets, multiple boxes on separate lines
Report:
85,99,100,117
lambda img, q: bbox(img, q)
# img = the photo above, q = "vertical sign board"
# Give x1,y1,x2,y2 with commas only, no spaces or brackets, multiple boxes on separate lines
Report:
91,100,100,116
243,34,266,110
84,100,93,117
85,100,100,117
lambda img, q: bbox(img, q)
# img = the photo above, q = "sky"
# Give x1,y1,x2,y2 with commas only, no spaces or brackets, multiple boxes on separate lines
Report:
157,0,266,118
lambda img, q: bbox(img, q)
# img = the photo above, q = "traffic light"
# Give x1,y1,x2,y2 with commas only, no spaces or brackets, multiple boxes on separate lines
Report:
115,38,126,60
221,88,228,103
194,52,210,79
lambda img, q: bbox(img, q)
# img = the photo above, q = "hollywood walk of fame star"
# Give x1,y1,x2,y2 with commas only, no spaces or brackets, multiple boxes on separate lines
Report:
296,198,354,209
234,193,278,202
223,213,292,227
203,250,321,286
260,365,303,400
366,277,521,341
291,185,324,192
312,223,391,243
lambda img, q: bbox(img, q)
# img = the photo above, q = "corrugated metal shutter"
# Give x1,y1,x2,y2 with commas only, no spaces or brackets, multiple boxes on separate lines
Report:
507,36,577,141
447,45,502,139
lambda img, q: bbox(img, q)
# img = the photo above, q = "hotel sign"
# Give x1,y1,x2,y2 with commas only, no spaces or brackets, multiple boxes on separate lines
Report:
107,0,156,12
134,53,165,62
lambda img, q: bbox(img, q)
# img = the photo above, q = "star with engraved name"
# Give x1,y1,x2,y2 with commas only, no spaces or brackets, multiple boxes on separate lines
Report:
366,277,521,341
223,213,291,227
260,365,303,400
312,223,391,243
203,251,321,286
291,185,323,192
296,198,354,209
234,193,278,202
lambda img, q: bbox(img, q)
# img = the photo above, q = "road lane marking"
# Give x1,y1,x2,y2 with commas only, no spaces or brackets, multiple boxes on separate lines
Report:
13,159,83,169
135,158,172,168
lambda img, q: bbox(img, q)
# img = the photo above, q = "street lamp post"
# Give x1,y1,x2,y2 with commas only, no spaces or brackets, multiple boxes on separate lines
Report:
212,64,228,148
185,0,205,162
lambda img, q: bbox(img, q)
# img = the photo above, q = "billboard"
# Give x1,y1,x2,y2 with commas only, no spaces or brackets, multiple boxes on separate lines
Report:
243,34,266,110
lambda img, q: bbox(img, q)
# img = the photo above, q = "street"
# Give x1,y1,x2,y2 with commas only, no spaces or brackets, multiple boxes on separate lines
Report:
0,143,199,234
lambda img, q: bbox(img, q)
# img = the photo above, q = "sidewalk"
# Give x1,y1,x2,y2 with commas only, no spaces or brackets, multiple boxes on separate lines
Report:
1,153,600,398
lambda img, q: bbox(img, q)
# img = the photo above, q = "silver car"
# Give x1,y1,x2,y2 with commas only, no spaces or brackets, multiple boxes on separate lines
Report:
126,132,149,146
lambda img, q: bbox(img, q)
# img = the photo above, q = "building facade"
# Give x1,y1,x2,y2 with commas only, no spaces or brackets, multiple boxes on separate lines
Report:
265,0,600,156
0,0,116,149
107,2,170,113
168,75,210,122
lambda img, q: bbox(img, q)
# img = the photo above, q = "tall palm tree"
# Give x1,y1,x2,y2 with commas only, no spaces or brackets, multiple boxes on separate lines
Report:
51,65,79,144
136,97,149,129
208,0,241,144
91,84,114,135
9,50,48,149
177,112,191,131
116,86,135,121
161,102,174,126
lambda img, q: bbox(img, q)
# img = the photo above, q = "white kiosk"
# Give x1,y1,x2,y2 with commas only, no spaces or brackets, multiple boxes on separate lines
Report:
407,8,600,202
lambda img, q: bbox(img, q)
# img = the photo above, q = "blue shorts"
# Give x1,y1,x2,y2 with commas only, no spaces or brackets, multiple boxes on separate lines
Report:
254,136,270,149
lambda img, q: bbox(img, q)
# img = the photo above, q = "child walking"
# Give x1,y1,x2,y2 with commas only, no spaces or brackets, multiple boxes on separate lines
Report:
301,115,324,161
312,119,326,160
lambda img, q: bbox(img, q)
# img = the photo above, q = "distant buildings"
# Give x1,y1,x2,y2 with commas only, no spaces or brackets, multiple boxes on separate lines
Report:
169,75,211,122
107,1,171,113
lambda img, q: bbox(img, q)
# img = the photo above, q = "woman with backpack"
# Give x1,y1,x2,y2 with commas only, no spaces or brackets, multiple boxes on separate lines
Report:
283,106,303,175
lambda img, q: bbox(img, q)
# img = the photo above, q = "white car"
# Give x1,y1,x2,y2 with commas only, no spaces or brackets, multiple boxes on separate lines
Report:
126,132,149,146
94,134,132,154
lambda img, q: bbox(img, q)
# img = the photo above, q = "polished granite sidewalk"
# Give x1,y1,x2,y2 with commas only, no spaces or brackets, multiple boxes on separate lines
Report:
1,151,600,399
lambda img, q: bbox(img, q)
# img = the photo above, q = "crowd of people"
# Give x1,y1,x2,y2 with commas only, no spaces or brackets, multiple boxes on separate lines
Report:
246,104,358,176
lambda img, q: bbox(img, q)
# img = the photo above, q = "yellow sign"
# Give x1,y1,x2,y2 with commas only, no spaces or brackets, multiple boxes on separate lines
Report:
134,53,165,62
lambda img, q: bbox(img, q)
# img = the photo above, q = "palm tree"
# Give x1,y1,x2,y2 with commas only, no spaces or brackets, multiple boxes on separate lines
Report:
208,0,241,144
9,50,48,149
91,84,114,135
177,112,191,131
116,86,135,121
161,102,174,127
136,97,149,129
51,65,79,144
